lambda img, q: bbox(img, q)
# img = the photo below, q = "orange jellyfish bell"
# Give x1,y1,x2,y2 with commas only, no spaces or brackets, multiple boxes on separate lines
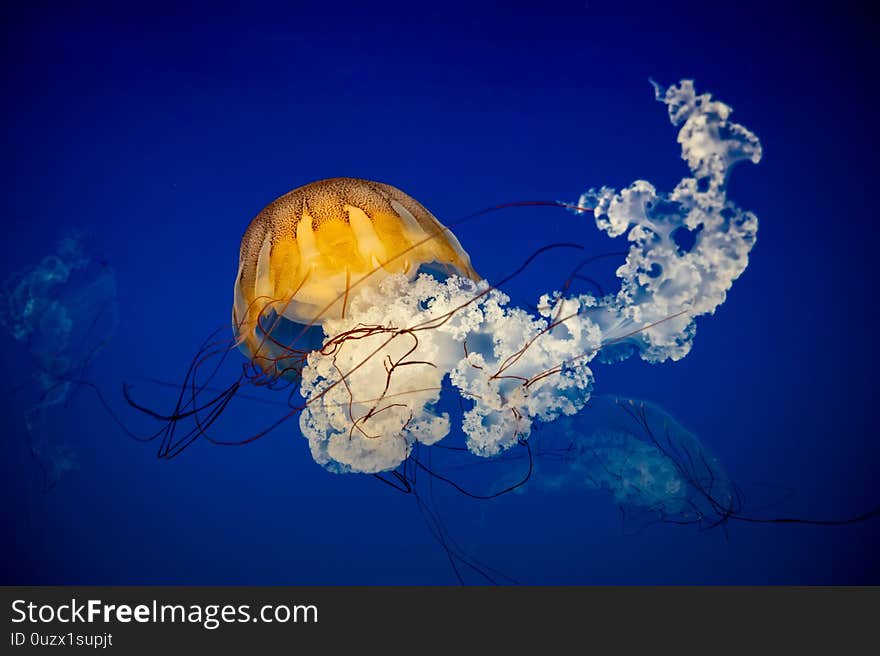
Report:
232,177,480,371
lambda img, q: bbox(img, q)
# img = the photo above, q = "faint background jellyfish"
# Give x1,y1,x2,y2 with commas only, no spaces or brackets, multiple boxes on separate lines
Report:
232,177,480,380
0,234,118,489
543,395,740,531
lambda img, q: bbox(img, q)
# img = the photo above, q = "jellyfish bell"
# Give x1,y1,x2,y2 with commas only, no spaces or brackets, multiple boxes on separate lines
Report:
232,177,480,374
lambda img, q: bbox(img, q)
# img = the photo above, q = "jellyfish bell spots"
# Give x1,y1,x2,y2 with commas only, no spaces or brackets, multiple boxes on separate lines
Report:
232,177,480,376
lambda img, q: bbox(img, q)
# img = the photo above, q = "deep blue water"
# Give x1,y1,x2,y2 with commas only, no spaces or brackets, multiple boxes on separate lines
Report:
1,1,878,585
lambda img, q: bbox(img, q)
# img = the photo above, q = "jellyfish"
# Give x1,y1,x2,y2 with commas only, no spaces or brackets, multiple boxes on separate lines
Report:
1,234,118,488
521,395,879,536
131,79,762,478
231,178,480,377
537,395,739,530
